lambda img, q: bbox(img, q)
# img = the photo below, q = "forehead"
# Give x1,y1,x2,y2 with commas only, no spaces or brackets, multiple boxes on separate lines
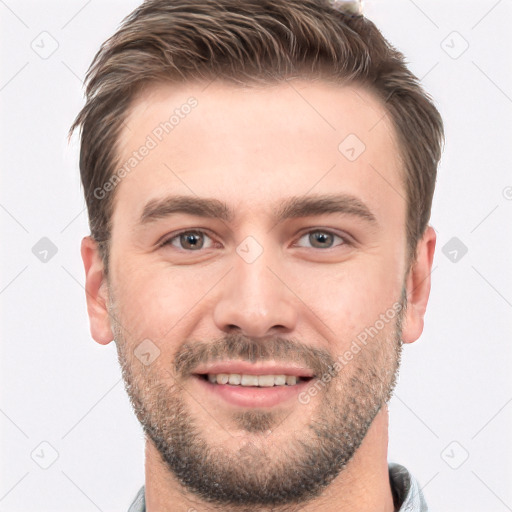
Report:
113,79,404,226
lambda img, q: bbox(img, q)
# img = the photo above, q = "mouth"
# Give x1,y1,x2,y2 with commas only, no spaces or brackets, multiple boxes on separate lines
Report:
190,362,316,408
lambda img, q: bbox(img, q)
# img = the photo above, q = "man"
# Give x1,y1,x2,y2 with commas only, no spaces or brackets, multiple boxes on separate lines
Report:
70,0,444,510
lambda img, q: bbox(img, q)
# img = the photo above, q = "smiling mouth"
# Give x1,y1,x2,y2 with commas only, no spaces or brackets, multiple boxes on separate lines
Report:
195,373,314,387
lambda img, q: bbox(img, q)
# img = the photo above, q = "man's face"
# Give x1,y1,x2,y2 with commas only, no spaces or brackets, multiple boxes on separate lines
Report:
102,80,411,507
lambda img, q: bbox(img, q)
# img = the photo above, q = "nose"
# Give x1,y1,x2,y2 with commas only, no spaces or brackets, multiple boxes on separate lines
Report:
212,243,299,338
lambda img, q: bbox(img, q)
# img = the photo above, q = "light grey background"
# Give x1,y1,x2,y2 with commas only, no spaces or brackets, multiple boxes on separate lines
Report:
1,0,511,510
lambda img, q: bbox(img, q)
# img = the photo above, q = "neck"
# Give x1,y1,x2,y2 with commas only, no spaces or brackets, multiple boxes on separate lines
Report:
144,406,395,512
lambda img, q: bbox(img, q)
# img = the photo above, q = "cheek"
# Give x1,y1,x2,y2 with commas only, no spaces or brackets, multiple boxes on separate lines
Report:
111,263,218,341
300,258,403,341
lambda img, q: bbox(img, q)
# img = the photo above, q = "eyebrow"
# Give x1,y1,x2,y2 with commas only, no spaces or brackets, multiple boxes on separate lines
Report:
138,193,377,226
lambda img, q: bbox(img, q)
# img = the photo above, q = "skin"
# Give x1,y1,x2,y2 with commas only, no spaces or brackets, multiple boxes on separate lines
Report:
81,79,436,512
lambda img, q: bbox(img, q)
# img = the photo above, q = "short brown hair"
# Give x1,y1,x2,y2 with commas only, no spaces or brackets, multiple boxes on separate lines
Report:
69,0,444,274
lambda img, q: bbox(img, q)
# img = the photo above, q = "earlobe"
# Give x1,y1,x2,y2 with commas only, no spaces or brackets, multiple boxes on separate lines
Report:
81,236,114,345
401,226,436,344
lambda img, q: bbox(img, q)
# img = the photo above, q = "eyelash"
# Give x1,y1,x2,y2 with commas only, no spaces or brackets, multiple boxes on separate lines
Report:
159,228,352,251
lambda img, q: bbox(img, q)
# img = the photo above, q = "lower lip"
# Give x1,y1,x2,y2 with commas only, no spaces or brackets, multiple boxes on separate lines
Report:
193,375,313,408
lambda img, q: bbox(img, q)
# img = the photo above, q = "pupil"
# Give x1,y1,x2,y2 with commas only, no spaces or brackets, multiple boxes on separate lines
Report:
182,232,203,249
311,232,332,248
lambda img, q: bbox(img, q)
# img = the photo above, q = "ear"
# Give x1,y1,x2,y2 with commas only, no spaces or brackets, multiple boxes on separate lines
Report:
81,236,114,345
402,226,436,344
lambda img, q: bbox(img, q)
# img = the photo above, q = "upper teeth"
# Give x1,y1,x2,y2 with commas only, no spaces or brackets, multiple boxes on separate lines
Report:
207,374,301,386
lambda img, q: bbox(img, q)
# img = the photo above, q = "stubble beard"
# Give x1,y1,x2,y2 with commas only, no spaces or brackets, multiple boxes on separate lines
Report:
110,299,404,511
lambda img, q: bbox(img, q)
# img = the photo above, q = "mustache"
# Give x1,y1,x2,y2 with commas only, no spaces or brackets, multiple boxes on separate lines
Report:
173,332,336,379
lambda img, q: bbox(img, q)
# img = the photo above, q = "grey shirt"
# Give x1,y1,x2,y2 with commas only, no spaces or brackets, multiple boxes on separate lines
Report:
127,462,428,511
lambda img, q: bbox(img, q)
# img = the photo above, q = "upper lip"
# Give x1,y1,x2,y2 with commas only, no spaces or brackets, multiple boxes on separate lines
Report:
193,361,315,378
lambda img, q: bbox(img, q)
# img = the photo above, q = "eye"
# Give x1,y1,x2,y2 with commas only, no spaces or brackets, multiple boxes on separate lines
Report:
294,229,348,250
160,229,216,251
159,228,350,252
